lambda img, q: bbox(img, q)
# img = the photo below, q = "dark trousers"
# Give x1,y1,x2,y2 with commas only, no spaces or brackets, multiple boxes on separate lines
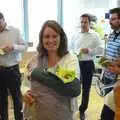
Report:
0,65,23,120
79,60,95,113
100,105,114,120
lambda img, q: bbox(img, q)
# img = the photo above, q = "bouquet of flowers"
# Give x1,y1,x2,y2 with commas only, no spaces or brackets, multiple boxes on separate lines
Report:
55,66,76,84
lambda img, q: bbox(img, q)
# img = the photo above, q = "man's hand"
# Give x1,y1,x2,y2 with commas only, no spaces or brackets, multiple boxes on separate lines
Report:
2,44,14,53
80,48,89,54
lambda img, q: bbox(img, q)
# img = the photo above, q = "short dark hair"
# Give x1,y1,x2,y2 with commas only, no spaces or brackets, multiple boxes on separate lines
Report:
37,20,68,58
80,13,91,23
109,8,120,18
0,12,4,20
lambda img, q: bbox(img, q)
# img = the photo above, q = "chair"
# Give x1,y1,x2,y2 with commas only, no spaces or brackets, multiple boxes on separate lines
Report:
93,55,115,97
93,69,114,97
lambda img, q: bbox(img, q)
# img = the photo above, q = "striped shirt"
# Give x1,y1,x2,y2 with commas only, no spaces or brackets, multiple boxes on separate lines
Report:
104,31,120,79
105,31,120,59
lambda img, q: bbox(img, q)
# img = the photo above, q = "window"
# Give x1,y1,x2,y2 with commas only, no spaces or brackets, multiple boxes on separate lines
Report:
0,0,23,33
63,0,82,49
28,0,57,51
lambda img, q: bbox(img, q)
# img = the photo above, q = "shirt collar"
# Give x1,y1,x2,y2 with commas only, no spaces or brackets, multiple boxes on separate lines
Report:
88,29,95,33
114,28,120,34
79,29,94,33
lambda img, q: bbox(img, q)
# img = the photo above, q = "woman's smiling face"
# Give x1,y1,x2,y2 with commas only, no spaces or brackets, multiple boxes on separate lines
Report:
42,26,60,53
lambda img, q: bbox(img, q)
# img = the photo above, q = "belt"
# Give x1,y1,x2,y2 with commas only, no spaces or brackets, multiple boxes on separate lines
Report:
0,64,19,71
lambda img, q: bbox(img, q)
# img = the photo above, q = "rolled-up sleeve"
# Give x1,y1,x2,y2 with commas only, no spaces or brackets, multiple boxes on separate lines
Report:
14,29,28,52
89,33,104,56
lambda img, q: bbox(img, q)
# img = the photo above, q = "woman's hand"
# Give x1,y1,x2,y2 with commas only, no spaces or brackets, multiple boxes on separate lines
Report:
23,90,35,105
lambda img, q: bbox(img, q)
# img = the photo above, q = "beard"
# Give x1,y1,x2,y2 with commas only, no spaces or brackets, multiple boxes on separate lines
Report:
110,24,119,30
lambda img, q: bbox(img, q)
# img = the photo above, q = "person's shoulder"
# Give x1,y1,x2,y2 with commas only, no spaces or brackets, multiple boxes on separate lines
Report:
89,29,99,35
89,29,100,39
108,32,115,40
8,26,18,30
109,31,115,36
63,52,78,61
8,26,20,33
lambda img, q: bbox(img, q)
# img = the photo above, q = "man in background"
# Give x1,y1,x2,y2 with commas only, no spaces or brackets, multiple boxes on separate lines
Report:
100,7,120,120
72,13,103,120
0,12,27,120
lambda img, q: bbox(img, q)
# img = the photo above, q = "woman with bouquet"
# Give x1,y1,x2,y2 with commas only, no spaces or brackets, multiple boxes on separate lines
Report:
22,20,81,120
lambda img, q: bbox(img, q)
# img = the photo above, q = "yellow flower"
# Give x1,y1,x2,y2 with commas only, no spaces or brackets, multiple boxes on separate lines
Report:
55,67,76,84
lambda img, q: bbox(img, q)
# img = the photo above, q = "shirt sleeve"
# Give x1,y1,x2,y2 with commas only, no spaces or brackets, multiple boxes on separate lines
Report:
89,33,104,56
63,53,80,80
14,29,28,52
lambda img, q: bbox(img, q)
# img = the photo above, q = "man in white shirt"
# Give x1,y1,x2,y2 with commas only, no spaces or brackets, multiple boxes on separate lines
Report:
72,13,103,120
0,12,27,120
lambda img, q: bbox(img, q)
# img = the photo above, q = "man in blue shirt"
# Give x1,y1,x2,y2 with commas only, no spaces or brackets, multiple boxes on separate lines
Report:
100,7,120,120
